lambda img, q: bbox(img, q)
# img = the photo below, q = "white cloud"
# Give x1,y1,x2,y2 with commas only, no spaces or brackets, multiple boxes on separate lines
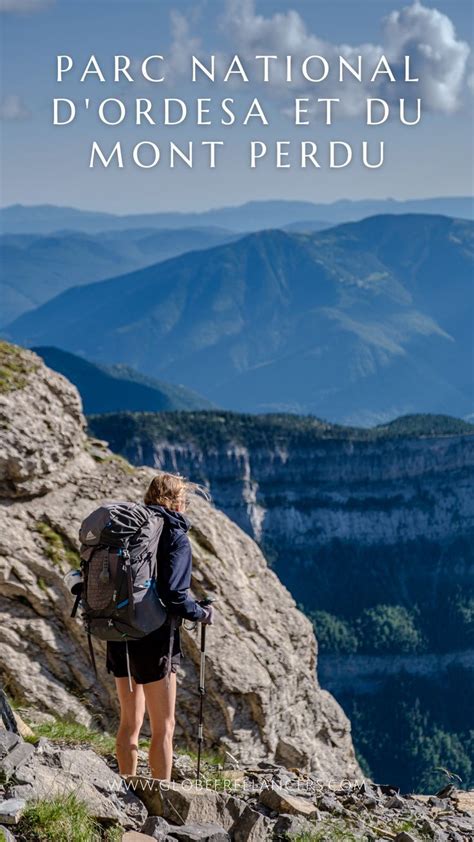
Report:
168,10,202,76
0,94,31,120
218,0,470,115
0,0,54,12
381,0,470,111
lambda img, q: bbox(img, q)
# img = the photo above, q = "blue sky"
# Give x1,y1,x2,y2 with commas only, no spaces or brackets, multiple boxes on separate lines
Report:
0,0,472,212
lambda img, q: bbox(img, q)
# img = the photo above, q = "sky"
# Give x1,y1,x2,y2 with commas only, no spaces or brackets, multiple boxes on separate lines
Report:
0,0,473,213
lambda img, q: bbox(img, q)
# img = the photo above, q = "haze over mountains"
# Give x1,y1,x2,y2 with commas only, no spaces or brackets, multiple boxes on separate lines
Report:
0,226,237,325
5,213,473,425
1,195,472,235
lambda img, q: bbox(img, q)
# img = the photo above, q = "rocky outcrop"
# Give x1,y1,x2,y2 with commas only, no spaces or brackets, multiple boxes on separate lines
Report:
0,342,86,499
0,343,359,779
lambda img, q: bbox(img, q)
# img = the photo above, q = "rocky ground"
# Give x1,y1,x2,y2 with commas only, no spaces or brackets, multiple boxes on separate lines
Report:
0,715,473,842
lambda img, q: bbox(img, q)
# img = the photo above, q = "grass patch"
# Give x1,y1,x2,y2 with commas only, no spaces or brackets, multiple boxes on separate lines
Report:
175,746,223,767
26,719,116,756
393,818,426,837
18,793,100,842
103,827,123,842
89,450,135,475
24,716,150,756
35,521,80,570
290,831,352,842
0,341,38,394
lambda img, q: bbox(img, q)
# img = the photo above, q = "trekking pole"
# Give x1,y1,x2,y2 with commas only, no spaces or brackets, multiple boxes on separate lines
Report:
196,596,216,780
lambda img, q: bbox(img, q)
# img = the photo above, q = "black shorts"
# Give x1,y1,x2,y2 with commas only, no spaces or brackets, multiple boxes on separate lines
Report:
106,621,183,684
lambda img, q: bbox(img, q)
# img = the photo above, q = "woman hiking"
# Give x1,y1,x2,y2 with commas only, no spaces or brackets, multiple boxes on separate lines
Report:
105,473,214,781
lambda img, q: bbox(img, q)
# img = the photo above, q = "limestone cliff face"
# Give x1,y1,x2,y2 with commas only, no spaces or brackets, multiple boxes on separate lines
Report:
113,432,474,621
134,436,474,548
0,343,360,779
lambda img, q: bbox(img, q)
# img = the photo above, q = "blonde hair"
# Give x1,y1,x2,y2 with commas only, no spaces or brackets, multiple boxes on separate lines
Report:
144,472,209,511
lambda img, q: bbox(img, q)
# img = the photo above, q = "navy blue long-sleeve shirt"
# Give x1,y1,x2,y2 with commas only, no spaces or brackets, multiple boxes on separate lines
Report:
152,505,207,621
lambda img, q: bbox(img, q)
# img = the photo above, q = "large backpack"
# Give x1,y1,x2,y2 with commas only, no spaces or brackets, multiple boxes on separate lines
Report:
77,501,167,647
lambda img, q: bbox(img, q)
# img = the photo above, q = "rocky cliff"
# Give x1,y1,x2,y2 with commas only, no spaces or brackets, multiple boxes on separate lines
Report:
107,429,474,547
89,412,474,615
0,342,360,780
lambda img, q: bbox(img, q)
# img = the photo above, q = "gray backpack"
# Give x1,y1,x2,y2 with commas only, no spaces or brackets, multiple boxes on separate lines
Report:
78,501,167,650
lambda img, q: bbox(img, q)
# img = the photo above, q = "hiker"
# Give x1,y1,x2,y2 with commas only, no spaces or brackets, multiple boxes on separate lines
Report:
105,473,214,780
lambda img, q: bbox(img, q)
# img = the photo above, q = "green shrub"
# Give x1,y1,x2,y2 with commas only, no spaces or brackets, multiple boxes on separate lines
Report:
357,604,425,654
347,671,474,792
35,521,80,570
445,595,474,648
416,728,473,792
309,610,358,654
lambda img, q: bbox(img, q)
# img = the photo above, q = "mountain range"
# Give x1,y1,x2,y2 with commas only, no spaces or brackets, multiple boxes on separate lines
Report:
1,196,472,235
0,226,237,325
32,346,214,413
4,213,472,425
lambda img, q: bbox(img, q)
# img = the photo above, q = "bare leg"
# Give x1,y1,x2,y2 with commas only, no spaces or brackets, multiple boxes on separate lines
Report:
144,674,177,780
115,677,146,776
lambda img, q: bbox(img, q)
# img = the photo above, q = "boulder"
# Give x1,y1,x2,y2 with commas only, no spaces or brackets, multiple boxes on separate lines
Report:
273,812,315,839
259,785,318,818
140,816,173,839
0,732,35,783
230,805,274,841
129,779,244,831
0,798,25,825
386,794,406,810
167,823,230,841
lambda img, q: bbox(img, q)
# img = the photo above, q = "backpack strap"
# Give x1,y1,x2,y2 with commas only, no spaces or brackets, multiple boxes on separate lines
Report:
123,549,135,624
71,593,81,618
165,615,178,687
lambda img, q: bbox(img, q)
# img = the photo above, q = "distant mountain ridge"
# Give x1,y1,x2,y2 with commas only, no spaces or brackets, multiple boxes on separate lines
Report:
0,226,238,325
5,213,473,424
32,346,214,413
1,196,472,234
